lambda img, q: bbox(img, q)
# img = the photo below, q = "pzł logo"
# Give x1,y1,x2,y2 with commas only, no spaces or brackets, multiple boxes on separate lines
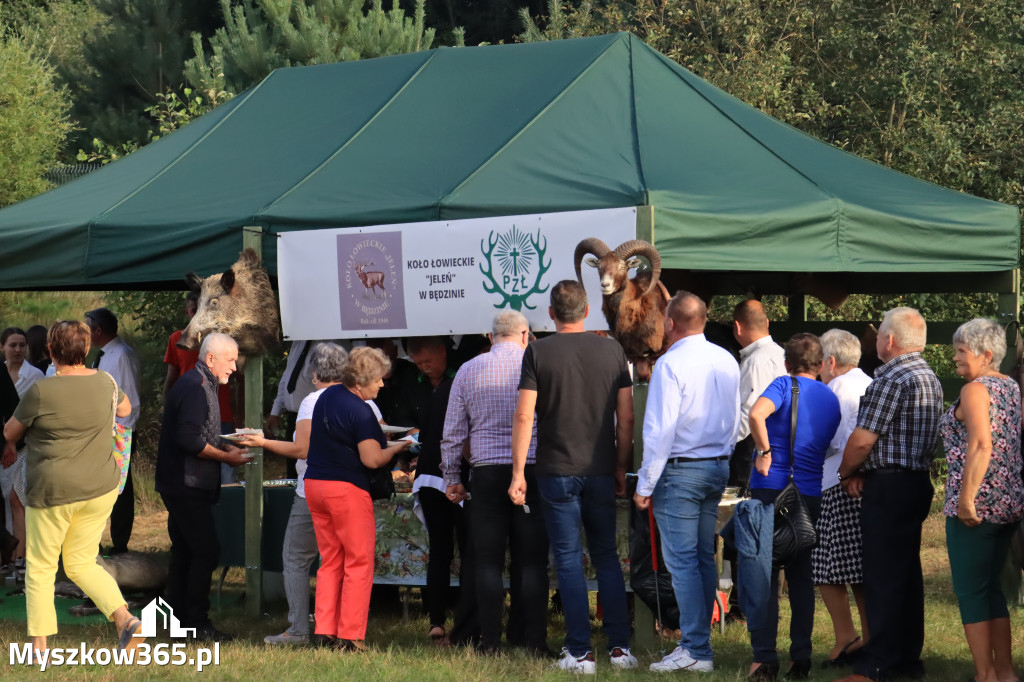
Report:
480,226,551,310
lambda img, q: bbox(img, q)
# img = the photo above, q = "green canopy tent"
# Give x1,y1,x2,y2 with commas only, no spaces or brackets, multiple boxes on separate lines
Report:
0,32,1017,291
2,32,1019,619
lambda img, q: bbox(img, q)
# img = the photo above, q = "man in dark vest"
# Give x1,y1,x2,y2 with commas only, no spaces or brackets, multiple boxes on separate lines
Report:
156,333,251,642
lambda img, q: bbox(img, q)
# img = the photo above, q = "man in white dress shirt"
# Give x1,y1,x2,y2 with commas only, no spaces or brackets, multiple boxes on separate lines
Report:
635,292,740,673
726,300,787,621
85,307,141,554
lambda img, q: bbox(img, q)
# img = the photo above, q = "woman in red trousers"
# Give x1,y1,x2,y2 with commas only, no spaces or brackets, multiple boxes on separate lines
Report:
303,347,410,650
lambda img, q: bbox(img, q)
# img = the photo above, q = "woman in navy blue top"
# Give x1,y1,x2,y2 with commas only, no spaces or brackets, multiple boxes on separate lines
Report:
303,347,410,651
747,333,841,680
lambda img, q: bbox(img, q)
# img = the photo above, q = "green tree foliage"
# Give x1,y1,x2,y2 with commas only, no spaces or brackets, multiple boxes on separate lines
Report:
185,0,441,95
0,26,73,207
1,0,107,84
419,0,542,45
521,0,1024,208
78,86,233,164
522,0,1024,326
63,0,223,148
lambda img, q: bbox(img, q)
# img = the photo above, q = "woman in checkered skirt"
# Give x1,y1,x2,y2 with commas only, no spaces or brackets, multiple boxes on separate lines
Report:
813,329,872,667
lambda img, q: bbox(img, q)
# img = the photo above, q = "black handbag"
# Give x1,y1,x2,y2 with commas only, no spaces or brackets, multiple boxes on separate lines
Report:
771,377,819,567
368,463,396,501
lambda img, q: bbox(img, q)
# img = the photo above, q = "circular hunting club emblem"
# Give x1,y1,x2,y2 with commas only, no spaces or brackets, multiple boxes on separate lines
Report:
337,232,407,331
480,226,551,310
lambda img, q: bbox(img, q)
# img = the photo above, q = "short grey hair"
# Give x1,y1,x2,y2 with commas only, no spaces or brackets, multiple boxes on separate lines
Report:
820,329,862,368
492,311,529,339
880,307,927,351
309,342,349,384
952,318,1006,368
199,332,237,359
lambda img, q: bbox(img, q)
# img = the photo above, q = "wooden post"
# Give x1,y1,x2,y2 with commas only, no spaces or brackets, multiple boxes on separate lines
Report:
632,205,658,651
243,226,265,617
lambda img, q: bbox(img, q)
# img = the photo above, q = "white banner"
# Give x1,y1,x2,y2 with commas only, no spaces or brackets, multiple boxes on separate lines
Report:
278,207,638,340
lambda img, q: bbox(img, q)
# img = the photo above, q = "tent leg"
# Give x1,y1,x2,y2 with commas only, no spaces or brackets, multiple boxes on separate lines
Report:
244,226,265,618
632,381,659,652
632,205,659,651
998,269,1021,606
788,294,807,324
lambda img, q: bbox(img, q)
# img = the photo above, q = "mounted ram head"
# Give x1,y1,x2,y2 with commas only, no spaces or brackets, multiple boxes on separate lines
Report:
574,238,670,379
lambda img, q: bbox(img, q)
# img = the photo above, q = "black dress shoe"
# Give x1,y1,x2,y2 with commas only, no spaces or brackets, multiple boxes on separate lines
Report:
786,659,811,679
308,634,336,648
334,639,368,653
749,662,780,680
474,643,502,656
193,625,234,643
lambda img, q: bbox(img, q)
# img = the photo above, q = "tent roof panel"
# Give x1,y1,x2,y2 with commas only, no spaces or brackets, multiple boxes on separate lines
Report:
0,32,1016,289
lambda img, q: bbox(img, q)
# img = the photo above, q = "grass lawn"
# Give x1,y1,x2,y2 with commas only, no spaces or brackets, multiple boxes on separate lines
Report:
1,500,1021,680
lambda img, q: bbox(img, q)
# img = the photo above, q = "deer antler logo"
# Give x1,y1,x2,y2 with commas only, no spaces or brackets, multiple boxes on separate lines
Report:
480,226,551,311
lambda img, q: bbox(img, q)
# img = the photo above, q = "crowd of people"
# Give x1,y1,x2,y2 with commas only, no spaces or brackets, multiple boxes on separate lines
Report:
0,285,1022,681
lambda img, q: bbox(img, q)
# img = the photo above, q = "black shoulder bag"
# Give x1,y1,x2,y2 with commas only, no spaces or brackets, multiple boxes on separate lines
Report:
771,377,819,567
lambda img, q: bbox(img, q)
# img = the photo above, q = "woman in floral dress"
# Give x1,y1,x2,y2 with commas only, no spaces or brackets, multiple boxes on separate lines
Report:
939,318,1023,682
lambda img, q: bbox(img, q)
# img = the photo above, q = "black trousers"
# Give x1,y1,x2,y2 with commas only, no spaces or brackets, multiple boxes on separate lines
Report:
448,498,480,646
419,486,467,627
161,493,220,628
108,441,135,552
283,412,298,480
855,470,933,681
726,436,756,614
749,488,821,664
470,464,549,650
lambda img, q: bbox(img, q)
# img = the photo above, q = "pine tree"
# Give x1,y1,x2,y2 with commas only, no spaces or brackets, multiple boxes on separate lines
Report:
66,0,223,147
0,26,73,207
185,0,441,95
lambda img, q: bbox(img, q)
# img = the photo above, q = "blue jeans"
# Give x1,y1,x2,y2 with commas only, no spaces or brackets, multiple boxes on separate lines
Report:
651,458,729,662
537,475,630,656
748,488,821,664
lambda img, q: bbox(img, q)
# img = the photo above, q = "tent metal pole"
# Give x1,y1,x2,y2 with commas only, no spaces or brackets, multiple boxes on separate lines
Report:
243,226,265,617
633,205,659,651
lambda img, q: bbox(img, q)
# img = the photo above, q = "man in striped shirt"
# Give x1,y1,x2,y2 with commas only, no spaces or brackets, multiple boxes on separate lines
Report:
441,311,548,655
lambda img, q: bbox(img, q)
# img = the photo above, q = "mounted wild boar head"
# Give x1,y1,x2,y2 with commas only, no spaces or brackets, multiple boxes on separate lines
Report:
178,248,280,356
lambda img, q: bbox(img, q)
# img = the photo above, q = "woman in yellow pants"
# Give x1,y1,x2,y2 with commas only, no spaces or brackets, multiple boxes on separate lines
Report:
2,321,144,654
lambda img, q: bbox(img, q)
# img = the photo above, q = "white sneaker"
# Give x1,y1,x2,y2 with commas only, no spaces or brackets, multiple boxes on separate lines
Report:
649,646,714,673
553,647,596,674
609,647,639,669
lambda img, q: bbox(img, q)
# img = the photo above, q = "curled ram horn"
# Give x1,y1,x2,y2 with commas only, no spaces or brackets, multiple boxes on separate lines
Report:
573,237,612,287
612,239,661,298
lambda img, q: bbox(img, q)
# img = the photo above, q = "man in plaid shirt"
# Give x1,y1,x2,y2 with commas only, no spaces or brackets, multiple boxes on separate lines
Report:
837,307,943,682
440,311,549,655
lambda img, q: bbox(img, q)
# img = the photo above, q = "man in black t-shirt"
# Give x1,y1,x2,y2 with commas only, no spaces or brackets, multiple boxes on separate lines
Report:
509,280,637,673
